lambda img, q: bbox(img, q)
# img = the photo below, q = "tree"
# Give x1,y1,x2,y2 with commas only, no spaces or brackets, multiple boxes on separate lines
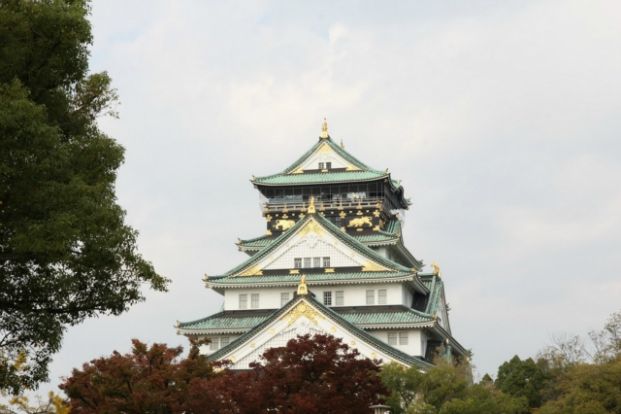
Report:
228,334,387,414
590,309,621,363
496,355,551,408
0,0,167,394
380,363,426,414
535,356,621,414
60,339,214,413
60,335,386,413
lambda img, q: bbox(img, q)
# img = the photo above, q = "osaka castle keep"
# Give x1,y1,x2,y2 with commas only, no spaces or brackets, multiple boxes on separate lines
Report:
177,120,467,369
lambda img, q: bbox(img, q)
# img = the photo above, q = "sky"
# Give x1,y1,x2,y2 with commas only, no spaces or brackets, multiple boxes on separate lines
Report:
40,0,621,391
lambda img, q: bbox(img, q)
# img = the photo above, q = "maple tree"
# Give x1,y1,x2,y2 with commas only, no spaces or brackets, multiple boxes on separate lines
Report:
60,334,386,413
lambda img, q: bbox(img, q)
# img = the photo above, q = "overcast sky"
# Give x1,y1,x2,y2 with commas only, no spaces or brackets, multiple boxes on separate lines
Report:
40,0,621,391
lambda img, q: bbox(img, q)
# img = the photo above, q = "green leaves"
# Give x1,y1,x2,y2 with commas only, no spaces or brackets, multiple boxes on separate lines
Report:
0,0,167,394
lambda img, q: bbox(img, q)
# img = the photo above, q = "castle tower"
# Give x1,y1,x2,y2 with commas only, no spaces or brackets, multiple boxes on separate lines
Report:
177,121,466,369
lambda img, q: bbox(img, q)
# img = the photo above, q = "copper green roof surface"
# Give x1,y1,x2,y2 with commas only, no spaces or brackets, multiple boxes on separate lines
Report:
338,306,434,327
250,137,406,203
206,271,418,288
238,218,402,252
420,273,444,315
203,295,434,369
179,310,272,333
224,210,413,277
179,306,434,334
252,170,389,186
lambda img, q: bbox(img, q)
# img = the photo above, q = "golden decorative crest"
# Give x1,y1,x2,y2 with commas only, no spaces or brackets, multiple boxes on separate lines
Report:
297,275,308,295
362,260,388,272
274,219,295,231
431,261,441,276
320,117,329,139
347,216,372,228
285,301,323,326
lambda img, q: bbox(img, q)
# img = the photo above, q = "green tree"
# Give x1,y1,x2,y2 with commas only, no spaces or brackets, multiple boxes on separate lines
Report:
496,355,551,408
0,0,167,394
439,384,528,414
535,356,621,414
380,363,426,414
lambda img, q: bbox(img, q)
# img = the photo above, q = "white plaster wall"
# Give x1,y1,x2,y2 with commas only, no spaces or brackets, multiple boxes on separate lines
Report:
312,283,407,307
369,329,426,357
224,288,292,310
199,334,241,356
402,287,413,308
223,283,410,310
298,144,352,171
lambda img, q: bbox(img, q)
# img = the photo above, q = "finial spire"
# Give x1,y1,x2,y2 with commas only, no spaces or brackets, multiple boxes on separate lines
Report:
297,275,308,295
320,117,329,139
307,196,316,214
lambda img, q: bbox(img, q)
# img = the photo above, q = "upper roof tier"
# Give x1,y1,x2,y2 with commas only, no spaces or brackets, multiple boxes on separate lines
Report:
251,123,409,208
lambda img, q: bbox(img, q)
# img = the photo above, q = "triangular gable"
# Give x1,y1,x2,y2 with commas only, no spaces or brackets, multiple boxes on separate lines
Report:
228,212,412,277
209,294,432,370
259,137,378,177
289,140,362,173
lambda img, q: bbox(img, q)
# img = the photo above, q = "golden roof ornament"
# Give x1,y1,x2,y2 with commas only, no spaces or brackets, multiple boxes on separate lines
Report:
307,196,316,214
320,117,329,139
297,275,308,295
431,261,441,276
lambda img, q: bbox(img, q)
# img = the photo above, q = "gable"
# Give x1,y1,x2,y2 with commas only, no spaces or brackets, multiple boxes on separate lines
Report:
211,297,417,369
238,216,392,276
291,141,361,173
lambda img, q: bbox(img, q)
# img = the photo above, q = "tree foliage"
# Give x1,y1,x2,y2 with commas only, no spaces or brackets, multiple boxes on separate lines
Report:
60,334,386,414
496,356,551,408
535,356,621,414
0,0,167,394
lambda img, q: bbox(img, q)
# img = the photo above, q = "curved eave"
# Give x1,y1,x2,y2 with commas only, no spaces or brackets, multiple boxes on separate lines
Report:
251,172,390,187
206,273,421,290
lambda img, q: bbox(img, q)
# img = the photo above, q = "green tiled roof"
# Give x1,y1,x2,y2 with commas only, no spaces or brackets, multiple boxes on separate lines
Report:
179,310,272,333
251,137,405,197
420,273,444,315
252,170,389,186
205,294,434,369
338,306,434,327
238,218,402,252
206,271,416,289
224,211,413,277
179,306,434,335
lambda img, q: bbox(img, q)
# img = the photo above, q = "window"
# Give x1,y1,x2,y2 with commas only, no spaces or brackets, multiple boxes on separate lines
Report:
399,332,408,345
294,258,302,268
322,256,331,267
318,162,325,169
303,258,311,268
388,332,398,346
378,289,387,305
220,336,230,347
280,292,290,306
239,294,248,310
366,289,375,305
335,290,344,306
210,338,218,350
313,257,321,268
251,293,260,309
326,162,332,169
323,291,332,306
